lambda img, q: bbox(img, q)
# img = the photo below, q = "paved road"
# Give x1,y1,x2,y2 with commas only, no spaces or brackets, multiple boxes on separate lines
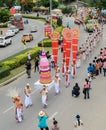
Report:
0,19,44,60
0,20,106,130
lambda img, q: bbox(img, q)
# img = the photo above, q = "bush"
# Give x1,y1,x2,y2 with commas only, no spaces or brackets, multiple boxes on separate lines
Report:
1,47,40,70
38,38,52,47
0,65,10,79
0,23,8,28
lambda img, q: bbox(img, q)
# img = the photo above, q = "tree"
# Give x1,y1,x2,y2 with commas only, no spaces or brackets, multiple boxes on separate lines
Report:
36,0,59,9
0,8,11,22
20,0,34,11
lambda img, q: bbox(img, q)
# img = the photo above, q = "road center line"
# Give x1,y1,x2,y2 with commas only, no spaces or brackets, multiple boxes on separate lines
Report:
49,112,58,120
3,106,14,114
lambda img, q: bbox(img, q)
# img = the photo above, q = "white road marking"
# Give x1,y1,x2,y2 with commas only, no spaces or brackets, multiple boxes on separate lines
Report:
3,106,14,114
49,112,58,120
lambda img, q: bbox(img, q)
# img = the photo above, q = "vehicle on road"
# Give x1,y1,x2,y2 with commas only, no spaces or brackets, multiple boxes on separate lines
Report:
22,33,33,42
11,13,24,30
30,26,37,33
0,36,12,47
10,25,19,34
6,30,15,37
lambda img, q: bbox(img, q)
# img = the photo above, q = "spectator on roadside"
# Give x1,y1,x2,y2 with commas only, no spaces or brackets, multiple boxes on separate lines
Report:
27,52,31,61
51,118,59,130
34,57,39,72
103,58,106,76
25,60,31,78
83,78,90,99
38,110,49,130
74,115,83,130
72,83,80,97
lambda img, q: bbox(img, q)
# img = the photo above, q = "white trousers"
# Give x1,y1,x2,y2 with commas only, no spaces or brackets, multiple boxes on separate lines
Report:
25,94,32,107
16,108,23,122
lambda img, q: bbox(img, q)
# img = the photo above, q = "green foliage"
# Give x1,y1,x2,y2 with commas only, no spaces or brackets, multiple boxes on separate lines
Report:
22,15,46,22
36,0,59,9
0,66,10,79
57,17,62,26
0,8,11,23
0,23,8,28
38,38,52,47
1,47,40,70
62,7,73,14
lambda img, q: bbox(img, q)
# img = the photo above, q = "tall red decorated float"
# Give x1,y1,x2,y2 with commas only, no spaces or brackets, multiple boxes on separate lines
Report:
62,28,72,71
51,30,60,65
71,28,80,64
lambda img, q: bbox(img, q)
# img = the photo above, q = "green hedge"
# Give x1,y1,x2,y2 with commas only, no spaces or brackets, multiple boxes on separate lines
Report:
0,65,10,79
1,47,40,70
22,15,46,22
38,38,52,47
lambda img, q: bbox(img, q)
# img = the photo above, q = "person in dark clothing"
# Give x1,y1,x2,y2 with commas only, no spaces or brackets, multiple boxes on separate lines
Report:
25,60,31,78
34,57,39,72
72,83,80,97
51,118,59,130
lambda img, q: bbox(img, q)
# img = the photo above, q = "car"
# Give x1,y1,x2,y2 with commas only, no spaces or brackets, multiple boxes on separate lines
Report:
30,26,37,33
9,25,19,34
0,36,12,47
6,30,15,37
22,33,33,42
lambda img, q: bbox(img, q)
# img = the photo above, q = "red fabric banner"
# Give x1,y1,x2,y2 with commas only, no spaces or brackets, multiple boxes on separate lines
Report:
72,38,78,64
52,40,58,64
66,40,71,69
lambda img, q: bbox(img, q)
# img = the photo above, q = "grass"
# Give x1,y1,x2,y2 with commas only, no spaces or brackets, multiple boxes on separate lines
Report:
0,47,52,84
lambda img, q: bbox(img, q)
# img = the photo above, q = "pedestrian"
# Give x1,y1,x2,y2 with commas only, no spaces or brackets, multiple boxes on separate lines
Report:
74,115,83,130
38,110,49,130
12,96,23,123
83,78,90,99
24,83,32,108
40,85,48,108
71,62,76,78
51,118,59,130
51,54,55,68
27,52,31,61
34,57,39,72
54,75,60,95
25,60,31,78
103,59,106,76
65,70,71,87
72,83,80,97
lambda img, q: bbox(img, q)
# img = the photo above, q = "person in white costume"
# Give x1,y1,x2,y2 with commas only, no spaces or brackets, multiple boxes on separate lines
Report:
40,85,48,108
76,53,81,68
54,75,60,95
24,83,32,108
71,63,76,78
74,115,83,130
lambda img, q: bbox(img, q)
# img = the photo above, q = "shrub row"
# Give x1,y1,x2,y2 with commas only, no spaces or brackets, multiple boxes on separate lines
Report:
22,15,46,22
0,65,10,79
38,38,52,47
0,47,40,79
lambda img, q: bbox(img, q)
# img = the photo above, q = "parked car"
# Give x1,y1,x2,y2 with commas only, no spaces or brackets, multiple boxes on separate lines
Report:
6,30,15,37
30,26,37,33
10,25,19,34
22,33,33,42
0,36,12,47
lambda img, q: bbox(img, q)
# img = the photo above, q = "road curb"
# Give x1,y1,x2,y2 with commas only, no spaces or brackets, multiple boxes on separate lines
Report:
0,71,26,87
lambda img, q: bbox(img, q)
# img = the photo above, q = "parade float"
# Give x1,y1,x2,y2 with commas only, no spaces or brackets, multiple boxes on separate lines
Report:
34,50,54,90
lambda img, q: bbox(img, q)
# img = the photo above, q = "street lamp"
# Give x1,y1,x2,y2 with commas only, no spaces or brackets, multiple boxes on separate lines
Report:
50,0,52,28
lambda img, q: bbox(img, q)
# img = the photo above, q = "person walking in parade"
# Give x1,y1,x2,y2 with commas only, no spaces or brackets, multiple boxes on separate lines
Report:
24,83,33,108
38,110,49,130
74,115,83,130
40,85,48,108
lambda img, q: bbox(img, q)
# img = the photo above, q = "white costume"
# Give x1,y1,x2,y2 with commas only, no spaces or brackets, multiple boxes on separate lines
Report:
54,77,60,94
24,85,32,108
71,65,76,78
16,107,23,122
41,89,48,106
74,119,83,130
